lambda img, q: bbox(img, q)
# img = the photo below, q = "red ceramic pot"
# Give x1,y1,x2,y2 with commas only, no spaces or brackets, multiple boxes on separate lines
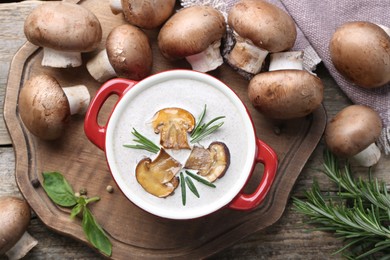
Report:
84,70,277,219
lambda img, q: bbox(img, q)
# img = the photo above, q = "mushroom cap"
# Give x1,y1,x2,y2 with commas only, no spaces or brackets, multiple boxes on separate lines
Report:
324,105,382,158
106,24,153,80
228,0,297,52
136,149,181,198
158,5,226,60
330,21,390,88
152,107,195,149
121,0,176,29
24,2,102,52
248,70,324,119
184,142,230,183
0,197,31,254
18,75,71,140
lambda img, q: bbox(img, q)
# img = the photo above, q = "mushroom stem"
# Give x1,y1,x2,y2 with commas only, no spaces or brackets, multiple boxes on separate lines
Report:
62,85,90,115
5,232,38,260
268,51,304,71
42,47,82,68
86,49,117,82
227,32,269,74
376,24,390,36
185,40,224,72
109,0,122,14
351,143,381,167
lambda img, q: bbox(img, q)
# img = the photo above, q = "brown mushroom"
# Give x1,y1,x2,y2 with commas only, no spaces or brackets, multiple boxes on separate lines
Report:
151,107,195,150
18,75,90,140
24,2,102,68
110,0,176,29
86,24,153,82
324,105,382,167
136,149,181,198
184,142,230,182
0,197,38,259
248,70,324,119
158,5,226,72
330,21,390,88
226,0,297,74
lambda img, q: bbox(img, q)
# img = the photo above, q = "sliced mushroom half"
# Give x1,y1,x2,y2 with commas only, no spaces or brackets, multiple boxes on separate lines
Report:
135,149,181,198
151,107,195,150
184,142,230,182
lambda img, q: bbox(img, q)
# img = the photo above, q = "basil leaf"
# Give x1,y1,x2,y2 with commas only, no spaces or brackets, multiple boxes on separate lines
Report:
70,203,83,219
42,172,77,207
82,207,112,256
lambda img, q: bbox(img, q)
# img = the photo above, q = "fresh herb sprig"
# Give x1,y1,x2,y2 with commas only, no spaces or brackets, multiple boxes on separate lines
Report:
42,172,112,256
293,150,390,259
180,170,216,206
191,105,225,143
123,128,160,154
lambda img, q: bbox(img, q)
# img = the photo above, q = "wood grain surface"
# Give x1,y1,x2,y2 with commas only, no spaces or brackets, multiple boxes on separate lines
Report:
1,1,389,259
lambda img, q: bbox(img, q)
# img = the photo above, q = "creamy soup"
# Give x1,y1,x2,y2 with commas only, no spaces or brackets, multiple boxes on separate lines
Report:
105,71,256,219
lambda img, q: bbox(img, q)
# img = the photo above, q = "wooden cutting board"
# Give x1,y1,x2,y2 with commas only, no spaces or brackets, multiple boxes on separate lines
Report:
3,0,326,258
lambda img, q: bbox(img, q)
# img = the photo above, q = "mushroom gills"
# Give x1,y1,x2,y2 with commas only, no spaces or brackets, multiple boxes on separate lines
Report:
184,142,230,182
135,149,182,198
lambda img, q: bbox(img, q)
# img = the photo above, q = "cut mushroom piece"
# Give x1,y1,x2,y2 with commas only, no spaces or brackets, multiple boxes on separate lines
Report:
248,70,324,119
330,21,390,88
158,5,226,72
0,197,38,259
24,2,102,68
136,149,181,198
226,0,297,74
151,108,195,150
324,105,382,167
86,24,153,82
184,142,230,182
110,0,176,29
18,74,90,140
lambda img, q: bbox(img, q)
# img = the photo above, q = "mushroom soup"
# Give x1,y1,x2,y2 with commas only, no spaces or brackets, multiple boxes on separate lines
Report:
104,73,256,217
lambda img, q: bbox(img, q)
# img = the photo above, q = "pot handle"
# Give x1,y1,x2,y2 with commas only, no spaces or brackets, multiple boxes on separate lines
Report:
228,138,278,210
84,78,137,151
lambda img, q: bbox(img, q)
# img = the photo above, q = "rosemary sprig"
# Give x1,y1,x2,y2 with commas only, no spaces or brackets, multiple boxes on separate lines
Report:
185,177,200,198
180,171,216,205
293,150,390,259
123,128,160,154
190,105,225,143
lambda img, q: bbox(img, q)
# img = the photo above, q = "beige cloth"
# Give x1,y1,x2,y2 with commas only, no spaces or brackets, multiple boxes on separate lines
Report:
181,0,390,154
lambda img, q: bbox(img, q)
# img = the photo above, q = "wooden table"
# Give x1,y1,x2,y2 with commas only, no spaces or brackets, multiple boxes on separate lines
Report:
1,1,389,259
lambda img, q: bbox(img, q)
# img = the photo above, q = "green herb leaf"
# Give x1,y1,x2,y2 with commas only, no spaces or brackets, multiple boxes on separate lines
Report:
82,207,112,256
185,177,200,198
70,203,83,219
190,105,225,143
180,172,186,206
293,150,390,259
185,171,216,188
123,128,160,154
42,172,77,207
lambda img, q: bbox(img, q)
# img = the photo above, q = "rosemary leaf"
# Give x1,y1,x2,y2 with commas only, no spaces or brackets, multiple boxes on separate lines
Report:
191,122,224,143
190,105,225,143
185,177,200,198
180,172,186,206
123,128,160,154
185,171,216,188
